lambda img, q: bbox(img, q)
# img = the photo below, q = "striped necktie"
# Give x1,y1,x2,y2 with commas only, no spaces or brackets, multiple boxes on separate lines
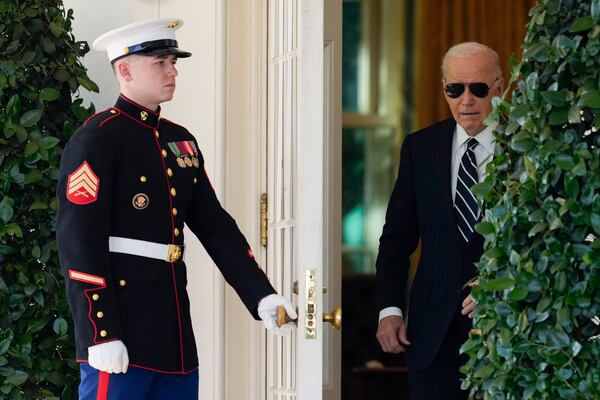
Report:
454,138,479,244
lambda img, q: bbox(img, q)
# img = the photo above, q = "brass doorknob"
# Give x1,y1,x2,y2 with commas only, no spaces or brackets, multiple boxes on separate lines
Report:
276,306,297,327
323,307,342,330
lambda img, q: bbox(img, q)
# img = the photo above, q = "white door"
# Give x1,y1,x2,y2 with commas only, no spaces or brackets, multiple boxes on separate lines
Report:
264,0,342,399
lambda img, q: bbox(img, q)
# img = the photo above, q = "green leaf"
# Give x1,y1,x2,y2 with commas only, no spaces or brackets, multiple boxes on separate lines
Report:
0,339,11,356
20,109,43,127
6,94,21,116
541,90,567,107
38,136,60,149
77,76,99,93
564,175,579,197
473,364,495,378
511,132,537,152
29,200,48,210
15,125,28,142
5,370,29,385
475,221,495,235
508,287,528,302
40,37,56,54
471,181,493,198
570,16,594,33
24,141,39,157
40,87,60,102
31,245,41,259
593,0,600,22
549,108,568,125
528,223,547,237
6,223,23,238
26,319,46,334
49,21,63,37
53,318,68,335
591,214,600,235
567,105,581,123
0,197,14,222
24,170,43,185
554,154,575,170
486,277,515,291
580,89,600,108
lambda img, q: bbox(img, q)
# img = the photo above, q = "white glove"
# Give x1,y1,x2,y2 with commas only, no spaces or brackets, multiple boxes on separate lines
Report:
258,294,297,335
87,340,129,374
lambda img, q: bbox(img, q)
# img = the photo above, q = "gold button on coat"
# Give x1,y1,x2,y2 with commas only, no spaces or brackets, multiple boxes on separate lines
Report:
97,311,104,319
100,330,107,337
140,176,147,183
155,131,160,138
162,149,168,158
174,228,180,236
171,188,176,197
119,280,126,287
167,168,173,177
193,178,197,184
172,208,178,216
92,294,100,301
110,109,117,114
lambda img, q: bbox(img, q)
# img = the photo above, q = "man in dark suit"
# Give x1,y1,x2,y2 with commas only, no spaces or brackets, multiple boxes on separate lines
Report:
375,42,504,399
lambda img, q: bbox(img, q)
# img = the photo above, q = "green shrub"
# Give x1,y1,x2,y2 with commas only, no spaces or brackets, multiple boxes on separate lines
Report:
462,0,600,398
0,1,96,398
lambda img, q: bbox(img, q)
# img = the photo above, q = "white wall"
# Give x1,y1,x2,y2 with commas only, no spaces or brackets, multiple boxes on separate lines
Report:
63,1,225,399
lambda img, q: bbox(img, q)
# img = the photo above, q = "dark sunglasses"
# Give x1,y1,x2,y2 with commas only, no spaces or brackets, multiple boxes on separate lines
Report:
444,77,500,99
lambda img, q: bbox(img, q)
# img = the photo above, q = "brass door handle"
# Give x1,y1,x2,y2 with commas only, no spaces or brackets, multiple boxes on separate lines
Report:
323,306,342,330
276,306,297,327
276,306,342,330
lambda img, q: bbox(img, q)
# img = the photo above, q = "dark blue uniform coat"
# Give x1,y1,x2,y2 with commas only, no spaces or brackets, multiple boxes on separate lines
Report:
57,95,275,374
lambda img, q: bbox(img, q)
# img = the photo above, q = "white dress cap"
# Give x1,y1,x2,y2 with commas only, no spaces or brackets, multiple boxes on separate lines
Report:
93,17,191,62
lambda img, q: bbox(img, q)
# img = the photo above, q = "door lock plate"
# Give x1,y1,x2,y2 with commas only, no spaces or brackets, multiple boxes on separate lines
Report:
305,269,317,339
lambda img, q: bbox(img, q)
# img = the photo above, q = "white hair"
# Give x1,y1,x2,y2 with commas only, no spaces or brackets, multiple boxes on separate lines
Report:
441,42,502,79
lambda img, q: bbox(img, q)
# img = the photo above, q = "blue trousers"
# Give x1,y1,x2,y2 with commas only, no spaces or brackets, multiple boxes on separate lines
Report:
79,363,199,400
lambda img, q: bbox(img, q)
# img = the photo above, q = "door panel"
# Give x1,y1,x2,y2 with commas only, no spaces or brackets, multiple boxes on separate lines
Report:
265,0,341,399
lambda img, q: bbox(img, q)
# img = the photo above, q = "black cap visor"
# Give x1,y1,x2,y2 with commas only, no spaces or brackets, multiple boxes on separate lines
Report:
111,39,191,63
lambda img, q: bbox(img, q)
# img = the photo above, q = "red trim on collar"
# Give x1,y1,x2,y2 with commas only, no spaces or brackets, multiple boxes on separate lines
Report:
99,109,121,127
119,94,160,115
113,107,156,129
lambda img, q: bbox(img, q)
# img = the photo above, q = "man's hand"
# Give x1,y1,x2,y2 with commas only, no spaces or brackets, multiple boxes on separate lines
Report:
88,340,129,374
376,315,411,353
258,294,297,335
461,278,480,318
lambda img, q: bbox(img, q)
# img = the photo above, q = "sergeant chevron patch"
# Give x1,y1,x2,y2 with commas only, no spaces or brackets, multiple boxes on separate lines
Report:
67,161,100,205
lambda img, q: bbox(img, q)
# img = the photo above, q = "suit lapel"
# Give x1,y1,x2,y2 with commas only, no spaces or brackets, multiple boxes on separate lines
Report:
434,119,463,245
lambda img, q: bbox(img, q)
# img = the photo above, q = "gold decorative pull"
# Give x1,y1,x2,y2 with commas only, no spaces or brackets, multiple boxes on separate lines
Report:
276,306,297,327
323,307,342,330
260,193,268,247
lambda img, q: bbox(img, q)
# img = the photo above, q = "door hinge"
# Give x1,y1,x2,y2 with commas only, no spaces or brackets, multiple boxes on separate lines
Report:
260,193,268,247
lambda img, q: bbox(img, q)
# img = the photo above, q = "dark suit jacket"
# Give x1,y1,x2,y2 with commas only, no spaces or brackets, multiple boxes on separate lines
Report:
375,118,484,370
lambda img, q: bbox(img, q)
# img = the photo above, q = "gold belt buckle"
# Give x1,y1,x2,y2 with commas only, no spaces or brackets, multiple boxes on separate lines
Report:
166,244,183,263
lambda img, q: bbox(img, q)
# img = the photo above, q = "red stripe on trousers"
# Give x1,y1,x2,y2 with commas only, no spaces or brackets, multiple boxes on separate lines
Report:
97,371,110,400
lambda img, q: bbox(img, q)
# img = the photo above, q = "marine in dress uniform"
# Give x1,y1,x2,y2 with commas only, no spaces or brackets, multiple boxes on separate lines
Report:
56,18,295,400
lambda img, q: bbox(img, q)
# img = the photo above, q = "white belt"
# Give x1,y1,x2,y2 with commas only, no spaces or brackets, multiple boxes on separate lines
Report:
108,236,185,263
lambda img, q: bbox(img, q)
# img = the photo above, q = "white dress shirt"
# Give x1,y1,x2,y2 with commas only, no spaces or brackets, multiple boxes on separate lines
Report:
378,122,496,322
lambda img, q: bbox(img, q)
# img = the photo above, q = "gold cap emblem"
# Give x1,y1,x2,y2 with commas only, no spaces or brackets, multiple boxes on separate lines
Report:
167,19,182,29
140,110,148,121
123,47,130,54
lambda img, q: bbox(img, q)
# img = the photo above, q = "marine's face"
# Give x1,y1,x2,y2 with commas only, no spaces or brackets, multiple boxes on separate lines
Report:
442,54,502,136
120,54,178,110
